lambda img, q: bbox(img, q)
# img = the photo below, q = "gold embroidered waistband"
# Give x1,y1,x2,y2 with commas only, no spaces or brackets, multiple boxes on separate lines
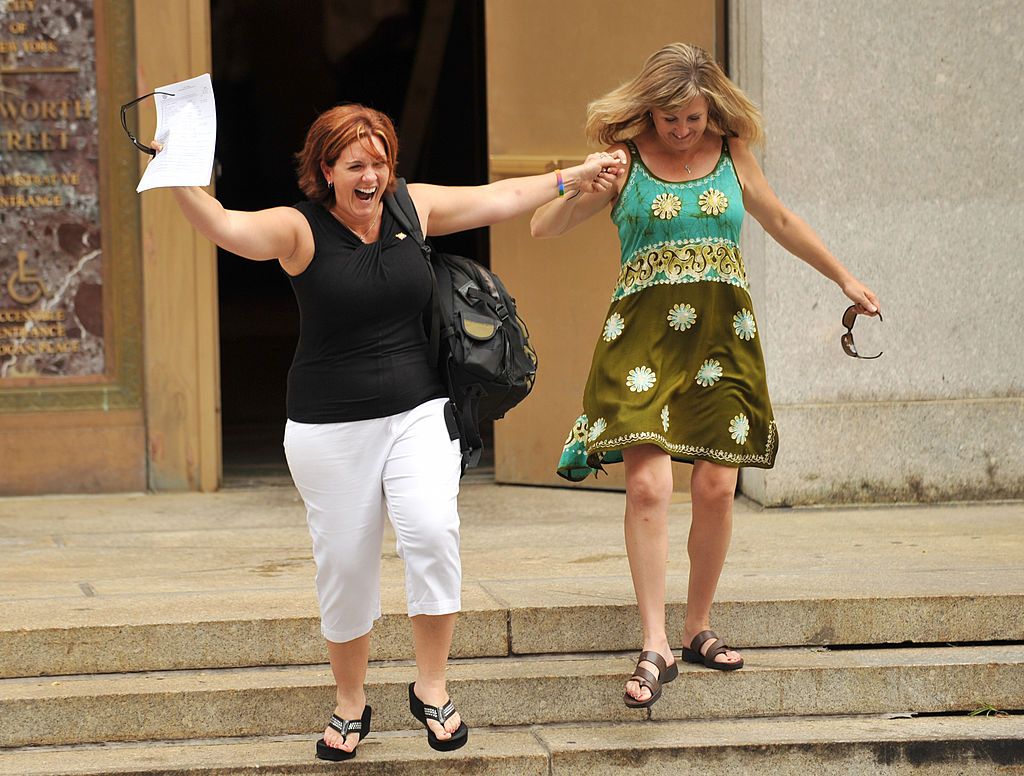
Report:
613,240,748,300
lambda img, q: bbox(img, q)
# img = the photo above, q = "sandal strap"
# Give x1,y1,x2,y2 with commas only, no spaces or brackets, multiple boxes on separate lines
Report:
704,640,733,661
630,665,658,689
327,713,363,737
690,630,719,653
637,650,668,675
422,698,457,726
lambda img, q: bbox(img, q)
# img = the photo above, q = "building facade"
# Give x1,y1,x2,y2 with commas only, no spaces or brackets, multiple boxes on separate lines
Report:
1,0,1020,504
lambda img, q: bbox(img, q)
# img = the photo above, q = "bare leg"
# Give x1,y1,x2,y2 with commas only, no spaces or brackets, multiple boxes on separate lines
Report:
622,444,676,703
322,633,371,752
410,613,463,739
681,460,741,665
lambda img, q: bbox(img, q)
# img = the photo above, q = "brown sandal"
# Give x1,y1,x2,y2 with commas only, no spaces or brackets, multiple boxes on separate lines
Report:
623,650,679,708
681,630,744,671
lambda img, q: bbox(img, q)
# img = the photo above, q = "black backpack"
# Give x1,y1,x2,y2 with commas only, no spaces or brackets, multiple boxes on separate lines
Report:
385,179,538,471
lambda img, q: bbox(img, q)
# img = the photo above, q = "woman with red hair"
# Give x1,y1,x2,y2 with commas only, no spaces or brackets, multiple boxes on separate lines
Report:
156,103,623,760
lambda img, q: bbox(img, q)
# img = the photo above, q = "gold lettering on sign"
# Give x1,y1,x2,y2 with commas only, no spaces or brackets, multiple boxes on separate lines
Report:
0,192,64,207
0,323,65,338
6,251,47,305
3,130,70,151
0,342,37,356
0,100,93,121
1,1,39,12
21,39,58,53
37,339,79,353
0,173,59,186
0,309,65,322
0,340,78,356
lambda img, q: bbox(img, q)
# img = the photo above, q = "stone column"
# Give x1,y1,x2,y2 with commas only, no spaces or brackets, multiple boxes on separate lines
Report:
730,0,1023,505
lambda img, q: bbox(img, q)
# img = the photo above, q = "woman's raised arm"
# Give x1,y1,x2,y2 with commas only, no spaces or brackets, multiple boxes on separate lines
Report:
169,186,311,270
149,139,312,272
408,150,626,237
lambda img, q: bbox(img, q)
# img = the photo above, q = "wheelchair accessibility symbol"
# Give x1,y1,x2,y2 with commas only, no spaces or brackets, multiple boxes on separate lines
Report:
6,251,47,305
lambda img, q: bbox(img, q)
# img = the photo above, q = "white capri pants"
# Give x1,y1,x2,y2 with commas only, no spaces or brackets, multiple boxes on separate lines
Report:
284,397,462,643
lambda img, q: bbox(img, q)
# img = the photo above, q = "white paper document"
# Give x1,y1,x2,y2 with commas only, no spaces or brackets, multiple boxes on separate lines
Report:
136,73,217,193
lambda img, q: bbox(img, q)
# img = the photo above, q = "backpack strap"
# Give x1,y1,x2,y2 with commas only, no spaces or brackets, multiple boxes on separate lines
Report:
385,180,441,366
384,178,425,242
385,180,480,472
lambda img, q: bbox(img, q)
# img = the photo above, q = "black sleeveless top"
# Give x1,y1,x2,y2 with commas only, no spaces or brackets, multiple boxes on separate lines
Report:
286,200,446,423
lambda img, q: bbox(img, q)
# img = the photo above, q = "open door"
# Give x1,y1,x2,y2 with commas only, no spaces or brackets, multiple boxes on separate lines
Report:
486,0,725,490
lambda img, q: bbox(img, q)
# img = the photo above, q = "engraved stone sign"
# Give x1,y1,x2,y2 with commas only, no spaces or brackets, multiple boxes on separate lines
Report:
0,0,103,379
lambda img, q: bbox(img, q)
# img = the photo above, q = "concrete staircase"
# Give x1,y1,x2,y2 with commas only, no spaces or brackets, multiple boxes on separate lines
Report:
1,483,1021,774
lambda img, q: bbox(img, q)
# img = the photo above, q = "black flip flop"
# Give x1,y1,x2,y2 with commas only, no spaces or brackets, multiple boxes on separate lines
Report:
408,681,469,752
315,704,372,761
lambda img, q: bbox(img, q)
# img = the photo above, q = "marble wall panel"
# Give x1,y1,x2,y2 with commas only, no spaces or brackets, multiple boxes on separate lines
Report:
0,0,104,379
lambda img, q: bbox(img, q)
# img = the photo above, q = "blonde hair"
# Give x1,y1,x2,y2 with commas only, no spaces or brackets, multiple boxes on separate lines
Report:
586,43,763,147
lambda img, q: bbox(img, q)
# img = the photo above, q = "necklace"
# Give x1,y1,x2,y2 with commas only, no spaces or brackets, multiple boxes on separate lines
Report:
679,148,699,176
330,205,380,243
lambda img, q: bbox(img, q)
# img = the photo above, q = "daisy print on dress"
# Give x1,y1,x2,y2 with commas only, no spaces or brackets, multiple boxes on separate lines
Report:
603,312,625,342
667,303,697,332
651,192,682,220
626,365,657,393
698,188,729,216
729,414,750,445
661,405,670,433
733,308,757,341
588,417,608,441
695,359,723,387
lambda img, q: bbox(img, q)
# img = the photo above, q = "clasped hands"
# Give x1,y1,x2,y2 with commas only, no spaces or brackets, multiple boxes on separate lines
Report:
578,149,628,195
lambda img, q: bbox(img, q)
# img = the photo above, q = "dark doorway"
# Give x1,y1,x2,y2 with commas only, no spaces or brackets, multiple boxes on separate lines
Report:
210,1,488,478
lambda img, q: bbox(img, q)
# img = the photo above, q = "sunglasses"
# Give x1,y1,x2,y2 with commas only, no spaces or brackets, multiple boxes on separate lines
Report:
841,305,883,359
119,91,175,156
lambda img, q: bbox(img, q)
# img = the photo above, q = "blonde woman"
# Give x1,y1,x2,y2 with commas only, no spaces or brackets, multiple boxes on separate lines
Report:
532,43,879,708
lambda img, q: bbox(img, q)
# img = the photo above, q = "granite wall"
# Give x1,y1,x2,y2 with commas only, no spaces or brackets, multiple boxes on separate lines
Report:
730,0,1023,504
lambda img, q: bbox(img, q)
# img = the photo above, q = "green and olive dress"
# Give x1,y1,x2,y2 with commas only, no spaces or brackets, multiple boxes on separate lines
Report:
557,137,778,480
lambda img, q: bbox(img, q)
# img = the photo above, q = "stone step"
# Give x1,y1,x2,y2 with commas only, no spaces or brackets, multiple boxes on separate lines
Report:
4,592,1021,678
2,645,1021,748
1,715,1021,775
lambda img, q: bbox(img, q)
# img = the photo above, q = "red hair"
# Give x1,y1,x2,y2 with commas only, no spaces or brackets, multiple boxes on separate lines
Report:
295,104,399,205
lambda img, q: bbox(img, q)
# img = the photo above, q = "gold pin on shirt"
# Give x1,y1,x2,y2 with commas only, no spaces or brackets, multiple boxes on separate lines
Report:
395,232,407,240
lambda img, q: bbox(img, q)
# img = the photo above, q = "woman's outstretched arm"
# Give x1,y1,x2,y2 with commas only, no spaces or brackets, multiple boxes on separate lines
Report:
149,142,311,271
730,138,880,314
169,186,310,268
530,146,628,238
409,151,626,237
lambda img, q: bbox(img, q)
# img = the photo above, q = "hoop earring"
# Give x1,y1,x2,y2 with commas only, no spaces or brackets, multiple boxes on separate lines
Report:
327,180,334,190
